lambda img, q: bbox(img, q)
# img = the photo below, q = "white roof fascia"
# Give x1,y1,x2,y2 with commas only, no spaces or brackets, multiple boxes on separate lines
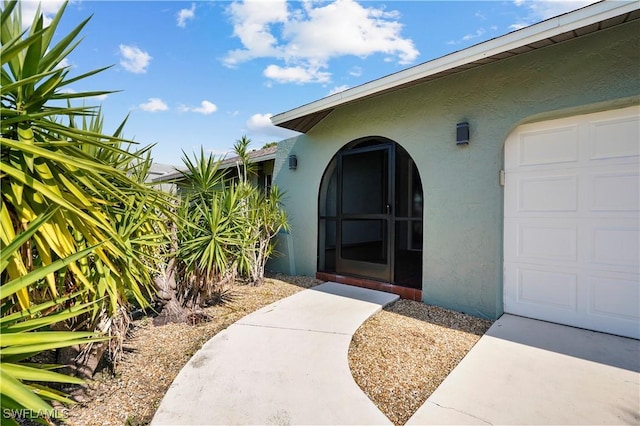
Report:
271,0,638,126
243,152,276,164
220,152,276,168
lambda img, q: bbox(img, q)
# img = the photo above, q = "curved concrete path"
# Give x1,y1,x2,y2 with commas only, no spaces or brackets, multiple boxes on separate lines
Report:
152,282,398,425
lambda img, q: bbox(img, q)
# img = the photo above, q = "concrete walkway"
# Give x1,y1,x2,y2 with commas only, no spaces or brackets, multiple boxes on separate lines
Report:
407,314,640,425
151,282,398,425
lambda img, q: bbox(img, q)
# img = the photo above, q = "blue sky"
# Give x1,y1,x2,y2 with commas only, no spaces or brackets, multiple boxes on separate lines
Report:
23,0,597,165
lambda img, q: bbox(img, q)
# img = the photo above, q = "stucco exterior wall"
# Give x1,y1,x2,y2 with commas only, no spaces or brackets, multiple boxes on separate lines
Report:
271,22,640,319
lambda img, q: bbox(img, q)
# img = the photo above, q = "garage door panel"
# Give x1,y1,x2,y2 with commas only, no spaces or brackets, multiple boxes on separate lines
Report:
589,115,640,160
504,219,580,263
504,265,580,325
505,268,639,337
516,125,579,167
589,224,639,269
516,266,578,310
589,275,640,321
504,105,640,339
519,224,577,262
506,219,640,272
589,171,640,212
516,175,578,212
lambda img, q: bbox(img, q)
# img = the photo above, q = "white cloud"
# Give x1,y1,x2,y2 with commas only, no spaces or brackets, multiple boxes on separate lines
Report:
529,0,599,20
264,64,330,84
139,98,168,112
193,100,217,114
119,45,152,74
282,0,418,64
224,0,418,84
20,0,66,28
463,28,486,42
180,100,218,114
508,23,528,31
448,28,490,45
246,113,300,139
177,3,196,28
510,0,599,29
224,0,288,67
328,85,349,96
54,57,70,70
349,66,363,77
246,113,276,131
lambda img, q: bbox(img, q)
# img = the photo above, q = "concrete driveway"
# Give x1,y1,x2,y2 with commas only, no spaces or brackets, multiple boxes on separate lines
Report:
407,314,640,425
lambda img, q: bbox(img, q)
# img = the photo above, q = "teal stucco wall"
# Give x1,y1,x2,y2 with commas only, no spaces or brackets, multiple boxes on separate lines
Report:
270,21,640,319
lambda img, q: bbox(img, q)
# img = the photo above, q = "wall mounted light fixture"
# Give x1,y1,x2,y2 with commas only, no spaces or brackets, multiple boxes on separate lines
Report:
288,154,298,170
456,122,470,145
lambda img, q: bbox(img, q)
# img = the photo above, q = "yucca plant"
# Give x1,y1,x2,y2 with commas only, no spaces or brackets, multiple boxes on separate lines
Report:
173,149,240,307
175,141,287,297
232,135,257,183
1,0,171,375
229,137,288,286
236,183,288,286
154,138,288,324
0,207,107,425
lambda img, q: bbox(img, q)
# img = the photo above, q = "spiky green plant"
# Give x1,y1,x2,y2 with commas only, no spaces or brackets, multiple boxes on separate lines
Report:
1,0,171,373
171,141,288,311
229,137,288,285
172,149,240,307
0,208,107,425
237,183,288,285
232,135,257,184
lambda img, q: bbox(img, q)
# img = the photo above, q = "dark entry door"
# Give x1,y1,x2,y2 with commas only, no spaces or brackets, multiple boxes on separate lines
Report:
336,144,393,282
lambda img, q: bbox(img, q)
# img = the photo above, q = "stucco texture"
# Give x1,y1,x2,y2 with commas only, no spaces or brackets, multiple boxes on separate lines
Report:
271,21,640,319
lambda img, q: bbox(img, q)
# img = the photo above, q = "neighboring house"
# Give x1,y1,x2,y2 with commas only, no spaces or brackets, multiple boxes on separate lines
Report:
147,163,180,193
267,0,640,339
151,145,277,195
147,163,177,181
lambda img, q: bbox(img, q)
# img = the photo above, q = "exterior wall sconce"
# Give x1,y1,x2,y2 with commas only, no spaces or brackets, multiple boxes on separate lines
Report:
456,122,470,145
288,154,298,170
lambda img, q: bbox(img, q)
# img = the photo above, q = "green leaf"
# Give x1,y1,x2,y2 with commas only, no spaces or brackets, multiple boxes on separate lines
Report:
0,207,57,273
0,331,99,347
0,243,101,299
0,368,53,418
1,363,84,385
0,1,18,27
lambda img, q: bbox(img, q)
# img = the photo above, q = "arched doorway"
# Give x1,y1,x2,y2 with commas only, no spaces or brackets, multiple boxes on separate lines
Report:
318,137,423,289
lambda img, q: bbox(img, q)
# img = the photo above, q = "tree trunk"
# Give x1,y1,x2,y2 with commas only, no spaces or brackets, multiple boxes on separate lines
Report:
153,260,190,326
56,341,108,380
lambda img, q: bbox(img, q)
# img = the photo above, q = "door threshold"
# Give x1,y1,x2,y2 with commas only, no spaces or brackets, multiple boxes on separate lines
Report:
316,272,422,301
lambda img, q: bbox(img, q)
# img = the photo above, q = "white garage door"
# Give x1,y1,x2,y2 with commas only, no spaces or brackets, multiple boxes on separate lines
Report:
504,105,640,339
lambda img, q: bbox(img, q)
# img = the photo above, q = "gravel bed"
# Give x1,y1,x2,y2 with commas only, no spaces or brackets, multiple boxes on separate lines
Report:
349,299,493,425
63,277,492,425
